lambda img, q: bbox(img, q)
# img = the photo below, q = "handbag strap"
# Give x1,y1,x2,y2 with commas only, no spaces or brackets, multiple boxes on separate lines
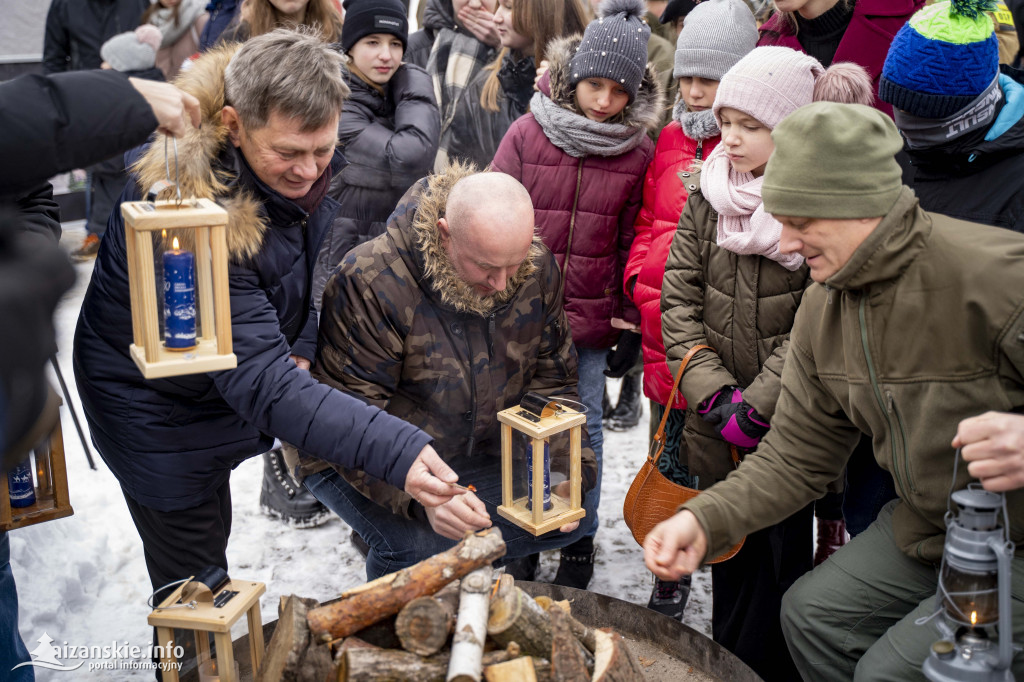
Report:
648,344,713,464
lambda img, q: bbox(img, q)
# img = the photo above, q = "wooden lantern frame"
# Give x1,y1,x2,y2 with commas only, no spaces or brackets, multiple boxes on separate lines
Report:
496,403,586,536
122,198,236,379
0,395,73,531
148,578,266,682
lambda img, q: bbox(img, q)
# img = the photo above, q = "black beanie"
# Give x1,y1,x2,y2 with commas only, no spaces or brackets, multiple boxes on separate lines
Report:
341,0,409,54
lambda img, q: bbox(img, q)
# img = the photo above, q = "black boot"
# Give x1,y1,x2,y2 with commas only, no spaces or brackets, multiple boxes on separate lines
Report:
505,553,539,581
552,535,595,590
259,448,331,527
606,370,642,431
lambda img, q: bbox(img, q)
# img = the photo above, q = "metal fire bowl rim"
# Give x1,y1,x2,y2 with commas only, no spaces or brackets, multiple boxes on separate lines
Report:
519,581,762,681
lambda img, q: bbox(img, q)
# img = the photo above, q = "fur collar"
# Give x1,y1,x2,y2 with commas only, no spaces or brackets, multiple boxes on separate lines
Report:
409,163,543,316
132,43,268,261
544,34,664,134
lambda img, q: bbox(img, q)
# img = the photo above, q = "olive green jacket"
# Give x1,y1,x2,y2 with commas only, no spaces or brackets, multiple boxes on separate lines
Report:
661,171,810,484
685,188,1024,563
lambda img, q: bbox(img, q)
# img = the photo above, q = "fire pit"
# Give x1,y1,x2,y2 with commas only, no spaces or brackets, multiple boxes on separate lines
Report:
181,582,760,681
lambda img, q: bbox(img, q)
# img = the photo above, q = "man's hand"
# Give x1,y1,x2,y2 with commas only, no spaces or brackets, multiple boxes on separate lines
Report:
289,354,311,371
403,445,465,507
128,77,202,137
955,412,1024,492
425,490,492,540
643,510,708,580
457,4,500,47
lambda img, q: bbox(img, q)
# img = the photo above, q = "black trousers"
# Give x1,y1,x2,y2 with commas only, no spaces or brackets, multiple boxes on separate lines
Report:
122,481,232,679
711,503,813,682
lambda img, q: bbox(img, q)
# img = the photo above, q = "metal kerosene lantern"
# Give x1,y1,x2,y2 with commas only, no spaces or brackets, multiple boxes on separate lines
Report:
122,144,236,379
922,484,1016,681
496,392,586,536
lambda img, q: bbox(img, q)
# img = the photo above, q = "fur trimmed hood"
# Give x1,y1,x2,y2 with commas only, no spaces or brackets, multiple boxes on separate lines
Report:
132,43,269,261
408,162,543,316
544,34,664,134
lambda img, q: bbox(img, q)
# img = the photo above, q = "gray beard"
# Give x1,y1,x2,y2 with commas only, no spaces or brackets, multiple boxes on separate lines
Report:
674,103,720,141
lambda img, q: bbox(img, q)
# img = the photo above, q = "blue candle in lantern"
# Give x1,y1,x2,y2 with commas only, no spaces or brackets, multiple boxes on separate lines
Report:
163,236,196,350
8,458,35,508
526,440,552,511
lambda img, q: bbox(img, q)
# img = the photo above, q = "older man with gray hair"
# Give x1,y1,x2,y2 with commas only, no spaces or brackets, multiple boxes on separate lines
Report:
74,28,462,614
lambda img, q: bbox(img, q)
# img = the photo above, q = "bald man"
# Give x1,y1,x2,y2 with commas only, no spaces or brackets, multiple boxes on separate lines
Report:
296,163,598,579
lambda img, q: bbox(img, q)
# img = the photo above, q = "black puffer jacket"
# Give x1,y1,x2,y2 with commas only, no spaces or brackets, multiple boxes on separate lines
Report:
406,0,454,68
441,51,534,170
900,66,1024,233
312,64,439,310
43,0,150,73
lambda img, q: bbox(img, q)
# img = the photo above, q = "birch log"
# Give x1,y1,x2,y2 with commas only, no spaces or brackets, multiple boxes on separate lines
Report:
446,566,493,682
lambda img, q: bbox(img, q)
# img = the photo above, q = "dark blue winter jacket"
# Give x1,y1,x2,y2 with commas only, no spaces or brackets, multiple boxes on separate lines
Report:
72,44,433,512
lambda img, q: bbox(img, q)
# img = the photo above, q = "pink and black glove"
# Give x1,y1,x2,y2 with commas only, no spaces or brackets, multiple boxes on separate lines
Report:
697,386,770,449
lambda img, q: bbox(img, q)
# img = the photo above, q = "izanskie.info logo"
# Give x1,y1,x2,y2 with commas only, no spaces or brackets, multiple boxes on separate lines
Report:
13,632,184,674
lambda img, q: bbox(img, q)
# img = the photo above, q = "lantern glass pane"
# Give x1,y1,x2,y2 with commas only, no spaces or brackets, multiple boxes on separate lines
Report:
509,430,572,513
941,562,999,626
152,228,205,346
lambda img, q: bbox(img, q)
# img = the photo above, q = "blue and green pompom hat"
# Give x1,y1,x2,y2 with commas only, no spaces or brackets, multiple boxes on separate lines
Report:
879,0,999,118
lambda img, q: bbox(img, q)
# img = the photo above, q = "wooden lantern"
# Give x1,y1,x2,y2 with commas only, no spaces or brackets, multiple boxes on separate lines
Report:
0,394,74,531
149,578,266,682
496,395,586,536
122,198,236,379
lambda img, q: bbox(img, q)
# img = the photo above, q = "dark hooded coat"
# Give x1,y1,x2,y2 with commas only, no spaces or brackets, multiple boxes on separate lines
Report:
73,45,432,512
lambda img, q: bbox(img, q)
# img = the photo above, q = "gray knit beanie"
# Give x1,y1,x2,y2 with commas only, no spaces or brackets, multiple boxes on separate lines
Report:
569,0,650,103
101,25,161,73
674,0,758,80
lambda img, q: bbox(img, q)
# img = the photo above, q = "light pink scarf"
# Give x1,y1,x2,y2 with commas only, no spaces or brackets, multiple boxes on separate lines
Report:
699,144,804,271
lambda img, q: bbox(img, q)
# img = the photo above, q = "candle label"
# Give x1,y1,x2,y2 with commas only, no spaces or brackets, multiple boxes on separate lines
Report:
8,458,35,508
163,246,197,349
526,440,552,511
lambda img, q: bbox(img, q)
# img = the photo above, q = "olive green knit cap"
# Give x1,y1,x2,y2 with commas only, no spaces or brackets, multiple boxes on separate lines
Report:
762,102,905,219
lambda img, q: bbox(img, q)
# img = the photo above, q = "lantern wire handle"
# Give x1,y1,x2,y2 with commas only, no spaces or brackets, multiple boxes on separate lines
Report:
163,135,182,208
552,398,588,415
147,577,198,610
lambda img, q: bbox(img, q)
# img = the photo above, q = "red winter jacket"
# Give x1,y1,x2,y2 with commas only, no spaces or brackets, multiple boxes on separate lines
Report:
757,0,925,118
624,121,719,408
491,35,660,350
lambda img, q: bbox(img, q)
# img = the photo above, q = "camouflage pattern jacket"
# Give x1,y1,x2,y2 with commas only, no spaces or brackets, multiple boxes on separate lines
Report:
303,167,597,517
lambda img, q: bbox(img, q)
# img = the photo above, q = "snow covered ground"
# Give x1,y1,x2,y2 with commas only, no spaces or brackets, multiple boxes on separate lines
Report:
10,221,711,680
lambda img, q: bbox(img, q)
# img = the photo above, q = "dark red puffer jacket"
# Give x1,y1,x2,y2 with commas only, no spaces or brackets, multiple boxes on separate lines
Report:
490,35,660,349
624,121,719,408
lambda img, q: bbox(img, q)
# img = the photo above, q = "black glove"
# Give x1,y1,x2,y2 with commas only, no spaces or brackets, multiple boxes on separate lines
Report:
604,331,642,378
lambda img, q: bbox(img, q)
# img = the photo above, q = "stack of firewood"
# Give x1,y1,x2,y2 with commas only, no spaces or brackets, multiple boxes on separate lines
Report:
256,528,645,682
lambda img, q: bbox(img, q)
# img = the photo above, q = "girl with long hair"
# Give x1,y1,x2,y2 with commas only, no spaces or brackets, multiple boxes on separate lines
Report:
221,0,344,43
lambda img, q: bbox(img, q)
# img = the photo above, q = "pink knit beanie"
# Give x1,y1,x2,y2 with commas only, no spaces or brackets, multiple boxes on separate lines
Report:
713,46,831,130
135,25,163,54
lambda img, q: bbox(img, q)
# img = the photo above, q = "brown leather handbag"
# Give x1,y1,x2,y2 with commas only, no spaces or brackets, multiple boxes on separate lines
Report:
622,344,744,563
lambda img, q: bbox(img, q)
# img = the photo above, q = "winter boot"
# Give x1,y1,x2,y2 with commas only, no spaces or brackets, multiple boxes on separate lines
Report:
646,575,691,621
813,517,848,566
259,448,331,527
552,535,595,590
505,553,539,581
606,370,642,431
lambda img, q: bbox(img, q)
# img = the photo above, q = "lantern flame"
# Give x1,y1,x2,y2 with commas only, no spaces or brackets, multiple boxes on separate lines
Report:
971,611,978,626
162,229,167,239
172,236,180,250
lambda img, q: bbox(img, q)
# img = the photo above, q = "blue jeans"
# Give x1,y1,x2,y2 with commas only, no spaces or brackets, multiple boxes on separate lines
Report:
576,347,606,537
305,457,598,580
0,534,32,681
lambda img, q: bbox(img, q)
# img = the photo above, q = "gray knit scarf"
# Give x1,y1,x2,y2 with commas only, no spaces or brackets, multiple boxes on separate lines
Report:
673,102,720,141
529,91,648,158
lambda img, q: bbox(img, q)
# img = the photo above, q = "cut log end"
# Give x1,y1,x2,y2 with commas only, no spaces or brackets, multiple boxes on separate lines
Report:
591,629,643,682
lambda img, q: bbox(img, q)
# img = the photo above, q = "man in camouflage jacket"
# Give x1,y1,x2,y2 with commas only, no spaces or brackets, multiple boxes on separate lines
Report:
300,164,597,579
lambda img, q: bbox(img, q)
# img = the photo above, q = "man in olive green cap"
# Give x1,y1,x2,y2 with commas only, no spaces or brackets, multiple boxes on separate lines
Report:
643,101,1024,680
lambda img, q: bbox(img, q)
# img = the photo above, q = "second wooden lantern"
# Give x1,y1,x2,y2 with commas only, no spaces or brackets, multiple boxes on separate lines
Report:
497,393,586,536
122,197,236,379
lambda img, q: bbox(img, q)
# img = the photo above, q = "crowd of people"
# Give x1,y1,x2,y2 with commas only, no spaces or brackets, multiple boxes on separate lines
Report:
5,0,1024,679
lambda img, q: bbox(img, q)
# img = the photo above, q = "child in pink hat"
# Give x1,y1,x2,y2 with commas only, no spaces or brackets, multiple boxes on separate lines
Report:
658,45,871,682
